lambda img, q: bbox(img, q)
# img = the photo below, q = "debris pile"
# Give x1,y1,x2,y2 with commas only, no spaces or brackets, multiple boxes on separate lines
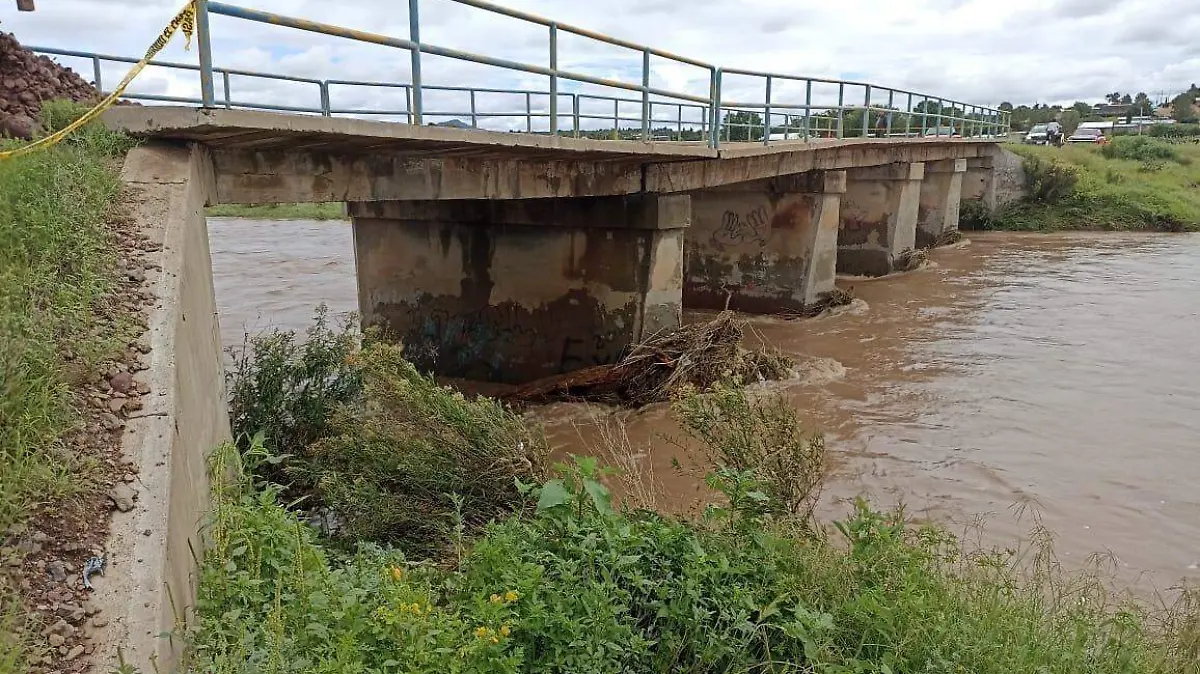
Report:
0,32,99,139
894,247,929,272
933,229,964,247
505,312,794,407
786,287,855,319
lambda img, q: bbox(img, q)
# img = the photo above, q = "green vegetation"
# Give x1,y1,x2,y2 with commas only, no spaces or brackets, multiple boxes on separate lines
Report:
0,101,135,531
195,320,1200,673
966,140,1200,232
0,100,136,671
1149,123,1200,140
206,202,347,220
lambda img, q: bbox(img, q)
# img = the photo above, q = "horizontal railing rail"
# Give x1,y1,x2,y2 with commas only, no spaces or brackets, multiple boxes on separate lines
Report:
35,0,1010,147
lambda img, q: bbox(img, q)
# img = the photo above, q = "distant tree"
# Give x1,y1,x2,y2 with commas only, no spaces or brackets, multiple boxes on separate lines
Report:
999,101,1014,112
1172,92,1198,123
1060,109,1082,135
1105,92,1122,104
1132,92,1152,116
1071,101,1092,118
1120,93,1132,105
722,110,764,141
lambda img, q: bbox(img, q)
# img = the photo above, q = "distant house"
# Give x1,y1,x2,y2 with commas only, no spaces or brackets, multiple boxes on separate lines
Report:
1091,103,1131,117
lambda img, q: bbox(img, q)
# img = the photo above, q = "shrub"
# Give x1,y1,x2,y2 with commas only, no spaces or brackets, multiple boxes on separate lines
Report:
1148,123,1200,140
1100,135,1181,162
300,340,547,555
1022,154,1079,203
225,305,364,482
672,383,825,521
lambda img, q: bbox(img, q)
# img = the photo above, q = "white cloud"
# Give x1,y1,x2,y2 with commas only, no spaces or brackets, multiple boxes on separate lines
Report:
6,0,1198,132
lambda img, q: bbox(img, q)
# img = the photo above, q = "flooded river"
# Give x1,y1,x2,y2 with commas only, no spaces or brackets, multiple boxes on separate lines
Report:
208,217,1200,586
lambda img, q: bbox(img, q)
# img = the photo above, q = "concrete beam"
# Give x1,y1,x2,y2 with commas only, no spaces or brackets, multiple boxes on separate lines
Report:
348,193,690,230
684,170,845,313
210,147,646,203
917,158,966,247
838,162,924,276
646,140,985,193
352,195,687,383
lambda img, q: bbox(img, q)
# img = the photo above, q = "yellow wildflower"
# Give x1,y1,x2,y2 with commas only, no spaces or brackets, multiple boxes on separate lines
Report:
499,624,511,637
504,590,519,603
474,626,489,639
390,566,404,581
490,636,499,644
490,594,503,604
410,602,422,614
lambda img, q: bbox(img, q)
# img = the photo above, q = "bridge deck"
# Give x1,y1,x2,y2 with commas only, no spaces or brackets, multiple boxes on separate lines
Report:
102,107,994,163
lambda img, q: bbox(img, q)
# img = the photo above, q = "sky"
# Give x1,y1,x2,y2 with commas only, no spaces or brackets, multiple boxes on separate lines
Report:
4,0,1199,132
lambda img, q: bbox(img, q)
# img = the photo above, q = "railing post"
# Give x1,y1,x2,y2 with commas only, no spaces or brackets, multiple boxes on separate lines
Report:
613,97,619,139
318,81,329,116
469,90,477,128
804,79,812,142
525,92,532,133
405,85,414,125
195,0,215,107
920,97,928,136
677,103,683,141
641,48,650,141
937,98,944,135
549,23,558,136
862,84,871,138
408,0,423,125
708,67,722,149
91,57,102,94
836,83,844,139
224,72,233,109
905,92,912,137
572,94,580,137
886,89,894,137
763,75,772,145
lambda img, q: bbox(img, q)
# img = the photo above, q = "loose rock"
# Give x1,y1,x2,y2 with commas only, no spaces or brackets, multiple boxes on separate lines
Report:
46,561,67,583
109,371,134,394
108,484,137,512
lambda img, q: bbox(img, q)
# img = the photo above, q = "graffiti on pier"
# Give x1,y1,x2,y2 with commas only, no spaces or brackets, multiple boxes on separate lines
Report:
711,205,770,251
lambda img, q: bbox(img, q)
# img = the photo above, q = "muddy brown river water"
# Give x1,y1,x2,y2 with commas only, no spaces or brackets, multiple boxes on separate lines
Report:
208,217,1200,587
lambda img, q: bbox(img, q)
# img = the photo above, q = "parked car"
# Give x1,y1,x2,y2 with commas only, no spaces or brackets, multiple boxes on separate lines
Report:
1024,124,1049,144
923,125,958,137
1066,127,1109,145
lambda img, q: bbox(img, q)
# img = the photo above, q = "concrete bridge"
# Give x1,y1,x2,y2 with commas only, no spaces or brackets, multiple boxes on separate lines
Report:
107,106,1012,384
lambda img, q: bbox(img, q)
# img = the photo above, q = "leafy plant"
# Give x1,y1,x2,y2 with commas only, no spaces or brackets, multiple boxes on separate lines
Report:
225,305,364,484
672,383,825,521
1101,135,1181,163
299,340,547,555
1022,154,1079,203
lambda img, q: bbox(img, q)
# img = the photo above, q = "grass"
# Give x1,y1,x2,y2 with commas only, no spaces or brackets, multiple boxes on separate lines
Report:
974,140,1200,232
0,101,135,533
195,325,1200,673
206,202,347,220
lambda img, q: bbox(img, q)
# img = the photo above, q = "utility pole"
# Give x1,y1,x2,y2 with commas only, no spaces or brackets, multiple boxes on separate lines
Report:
16,0,35,10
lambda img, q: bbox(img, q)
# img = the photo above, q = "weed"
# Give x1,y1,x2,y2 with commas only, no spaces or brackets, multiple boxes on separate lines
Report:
0,100,134,531
301,340,546,555
225,305,364,484
1021,154,1079,203
1101,136,1182,163
672,383,825,522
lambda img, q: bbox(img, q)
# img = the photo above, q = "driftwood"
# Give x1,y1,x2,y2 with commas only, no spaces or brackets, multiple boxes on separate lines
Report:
504,312,792,406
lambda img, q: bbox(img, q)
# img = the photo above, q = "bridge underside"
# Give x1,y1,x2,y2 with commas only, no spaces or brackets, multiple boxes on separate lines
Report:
109,107,1012,384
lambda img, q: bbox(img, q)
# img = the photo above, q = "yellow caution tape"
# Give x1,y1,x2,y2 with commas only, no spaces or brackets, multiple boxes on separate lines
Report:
0,1,197,161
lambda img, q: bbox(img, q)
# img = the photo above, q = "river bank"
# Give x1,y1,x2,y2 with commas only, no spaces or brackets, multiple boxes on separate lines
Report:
206,202,346,220
0,106,152,674
966,139,1200,232
195,313,1200,673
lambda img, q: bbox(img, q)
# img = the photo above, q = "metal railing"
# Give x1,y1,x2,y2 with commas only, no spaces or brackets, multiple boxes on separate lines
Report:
35,0,1010,147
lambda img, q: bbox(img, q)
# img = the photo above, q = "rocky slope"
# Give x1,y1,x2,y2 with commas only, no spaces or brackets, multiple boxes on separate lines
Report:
0,31,99,139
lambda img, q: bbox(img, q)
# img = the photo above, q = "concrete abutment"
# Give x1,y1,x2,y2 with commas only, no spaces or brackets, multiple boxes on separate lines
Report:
838,162,924,276
348,194,688,384
683,171,846,313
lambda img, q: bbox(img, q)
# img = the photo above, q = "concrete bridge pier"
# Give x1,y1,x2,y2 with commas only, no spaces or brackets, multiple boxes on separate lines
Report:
838,162,924,276
348,194,688,383
683,171,847,313
917,158,967,247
